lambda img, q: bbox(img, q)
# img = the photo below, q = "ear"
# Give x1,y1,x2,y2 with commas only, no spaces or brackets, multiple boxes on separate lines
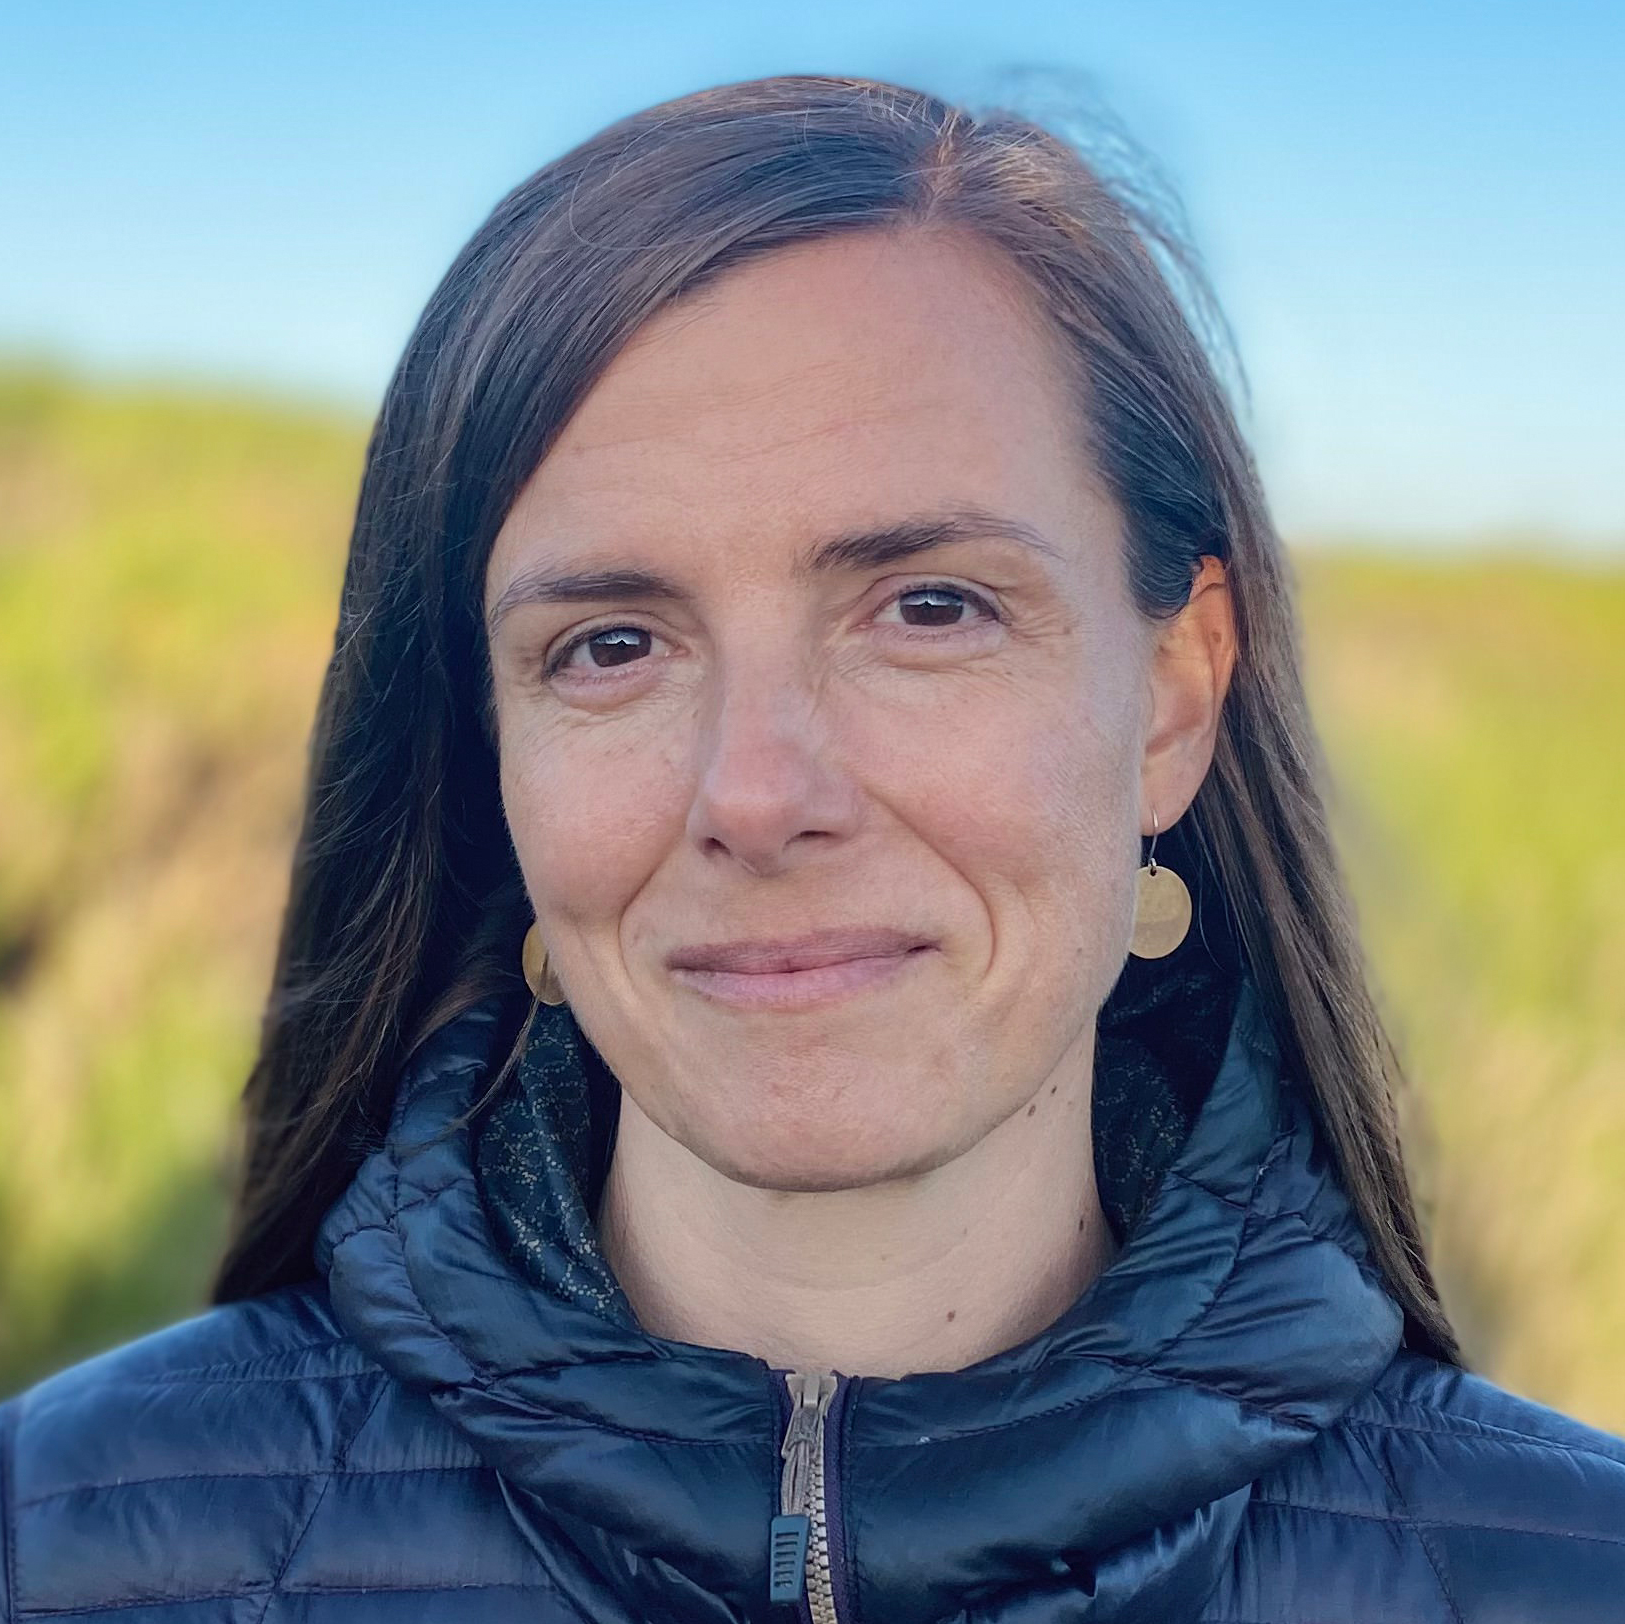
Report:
1138,556,1237,833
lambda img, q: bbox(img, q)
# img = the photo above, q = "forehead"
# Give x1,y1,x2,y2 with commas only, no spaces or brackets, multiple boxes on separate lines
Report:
491,227,1108,574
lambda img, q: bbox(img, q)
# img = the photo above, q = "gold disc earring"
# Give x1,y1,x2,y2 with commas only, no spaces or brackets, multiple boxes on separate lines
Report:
1129,809,1191,959
521,921,569,1006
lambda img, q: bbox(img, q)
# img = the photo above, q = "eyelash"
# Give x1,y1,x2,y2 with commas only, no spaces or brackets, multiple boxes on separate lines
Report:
541,580,1003,681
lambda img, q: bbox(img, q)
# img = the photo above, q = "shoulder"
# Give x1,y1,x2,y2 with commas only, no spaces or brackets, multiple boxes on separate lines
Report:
0,1279,516,1617
1335,1348,1625,1539
1210,1349,1625,1621
2,1278,382,1494
1353,1345,1625,1462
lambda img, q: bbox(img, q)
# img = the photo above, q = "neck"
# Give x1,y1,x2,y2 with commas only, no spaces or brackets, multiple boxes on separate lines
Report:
595,1030,1118,1378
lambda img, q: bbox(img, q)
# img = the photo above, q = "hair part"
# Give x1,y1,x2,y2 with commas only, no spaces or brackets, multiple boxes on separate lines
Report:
210,73,1459,1367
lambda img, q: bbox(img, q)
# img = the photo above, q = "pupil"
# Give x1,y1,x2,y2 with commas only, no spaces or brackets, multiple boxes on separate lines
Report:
902,588,963,627
589,627,650,667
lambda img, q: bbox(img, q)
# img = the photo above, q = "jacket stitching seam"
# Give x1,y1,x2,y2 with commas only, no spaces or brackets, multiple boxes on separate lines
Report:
384,1061,488,1190
15,1462,493,1514
1164,1168,1357,1245
1141,1129,1292,1359
140,1367,381,1390
7,1580,561,1617
1346,1408,1625,1472
11,1592,255,1618
1253,1494,1625,1549
437,1399,732,1448
133,1337,360,1387
278,1580,558,1597
390,1062,487,1142
324,1177,469,1252
1162,1171,1366,1256
1350,1426,1467,1624
1160,1169,1253,1212
26,1331,362,1396
854,1365,1321,1448
250,1379,388,1623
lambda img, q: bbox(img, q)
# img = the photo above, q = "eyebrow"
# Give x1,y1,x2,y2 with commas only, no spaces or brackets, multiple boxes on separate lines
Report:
485,506,1062,637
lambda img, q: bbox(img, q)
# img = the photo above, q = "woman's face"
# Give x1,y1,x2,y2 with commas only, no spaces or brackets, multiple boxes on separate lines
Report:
485,227,1211,1192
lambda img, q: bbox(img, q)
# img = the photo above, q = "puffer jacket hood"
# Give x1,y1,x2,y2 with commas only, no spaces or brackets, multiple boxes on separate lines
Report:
311,970,1402,1623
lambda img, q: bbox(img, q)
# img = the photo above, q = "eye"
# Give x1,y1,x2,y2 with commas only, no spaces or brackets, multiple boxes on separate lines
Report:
878,581,1001,633
542,580,1002,682
544,624,661,678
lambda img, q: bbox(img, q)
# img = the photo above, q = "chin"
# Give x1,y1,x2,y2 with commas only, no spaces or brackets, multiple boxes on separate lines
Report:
692,1115,966,1194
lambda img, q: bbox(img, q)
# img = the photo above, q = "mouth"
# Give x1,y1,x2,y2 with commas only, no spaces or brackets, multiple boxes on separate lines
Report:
667,927,933,975
669,941,936,1012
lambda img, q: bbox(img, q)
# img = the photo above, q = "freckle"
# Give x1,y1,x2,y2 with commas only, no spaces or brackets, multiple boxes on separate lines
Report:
1026,1104,1036,1117
1049,1085,1057,1095
946,1309,956,1322
1077,1217,1086,1231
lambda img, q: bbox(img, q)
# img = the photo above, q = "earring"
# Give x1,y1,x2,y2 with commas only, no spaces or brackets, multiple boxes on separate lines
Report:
1128,809,1191,959
521,921,569,1006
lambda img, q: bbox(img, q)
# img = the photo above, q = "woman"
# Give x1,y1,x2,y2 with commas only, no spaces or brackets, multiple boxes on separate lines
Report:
3,73,1622,1623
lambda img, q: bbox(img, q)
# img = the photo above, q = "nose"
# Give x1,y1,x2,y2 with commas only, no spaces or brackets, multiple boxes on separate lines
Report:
685,653,862,878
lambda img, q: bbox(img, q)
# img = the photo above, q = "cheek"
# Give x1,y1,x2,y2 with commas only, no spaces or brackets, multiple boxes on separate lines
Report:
922,691,1139,1060
878,672,1139,916
498,717,689,928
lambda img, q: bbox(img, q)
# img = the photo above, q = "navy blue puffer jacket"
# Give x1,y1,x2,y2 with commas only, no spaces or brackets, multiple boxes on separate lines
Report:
5,974,1625,1621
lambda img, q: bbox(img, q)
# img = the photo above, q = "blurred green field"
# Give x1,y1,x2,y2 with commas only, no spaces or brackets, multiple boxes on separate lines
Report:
1,359,1621,1428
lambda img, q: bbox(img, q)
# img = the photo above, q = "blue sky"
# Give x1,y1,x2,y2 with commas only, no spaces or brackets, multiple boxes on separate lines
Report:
3,1,1621,546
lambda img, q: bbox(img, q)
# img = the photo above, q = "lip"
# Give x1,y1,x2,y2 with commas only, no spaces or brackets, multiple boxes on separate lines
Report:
670,943,935,1012
667,927,937,1013
667,927,933,974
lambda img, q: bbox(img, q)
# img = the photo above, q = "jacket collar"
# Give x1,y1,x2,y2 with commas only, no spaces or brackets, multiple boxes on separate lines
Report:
316,972,1403,1622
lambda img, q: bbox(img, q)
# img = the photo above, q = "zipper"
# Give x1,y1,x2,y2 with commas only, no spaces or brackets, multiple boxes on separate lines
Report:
770,1368,847,1621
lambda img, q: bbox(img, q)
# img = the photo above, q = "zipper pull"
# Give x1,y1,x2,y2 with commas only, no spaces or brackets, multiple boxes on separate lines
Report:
769,1369,836,1605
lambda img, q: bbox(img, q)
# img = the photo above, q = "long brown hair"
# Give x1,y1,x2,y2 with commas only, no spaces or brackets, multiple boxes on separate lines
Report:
210,73,1460,1366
